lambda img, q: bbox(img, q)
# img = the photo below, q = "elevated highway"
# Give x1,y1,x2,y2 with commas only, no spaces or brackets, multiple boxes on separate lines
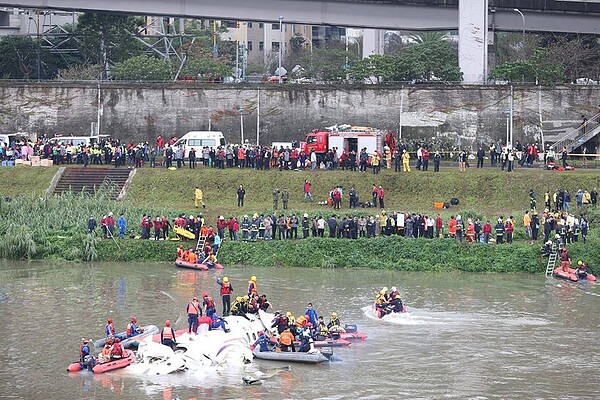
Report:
1,0,599,83
1,0,599,33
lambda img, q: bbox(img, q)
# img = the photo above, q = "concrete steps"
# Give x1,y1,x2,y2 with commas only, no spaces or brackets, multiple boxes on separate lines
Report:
53,167,132,199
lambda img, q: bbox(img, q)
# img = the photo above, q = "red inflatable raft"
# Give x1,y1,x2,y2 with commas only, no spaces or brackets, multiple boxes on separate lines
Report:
67,349,135,374
553,266,597,282
373,303,407,319
175,258,223,270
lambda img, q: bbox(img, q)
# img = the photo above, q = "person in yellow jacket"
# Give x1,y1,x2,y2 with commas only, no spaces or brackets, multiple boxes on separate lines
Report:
402,150,411,172
194,186,205,209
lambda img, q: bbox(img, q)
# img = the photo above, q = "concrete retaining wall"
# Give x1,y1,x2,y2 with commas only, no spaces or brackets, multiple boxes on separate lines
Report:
1,82,598,148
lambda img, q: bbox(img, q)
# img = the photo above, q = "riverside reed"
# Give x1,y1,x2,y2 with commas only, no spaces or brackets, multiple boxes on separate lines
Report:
0,166,598,271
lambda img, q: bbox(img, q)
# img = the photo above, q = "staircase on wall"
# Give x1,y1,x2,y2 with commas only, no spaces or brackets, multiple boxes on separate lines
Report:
550,114,600,152
52,167,133,199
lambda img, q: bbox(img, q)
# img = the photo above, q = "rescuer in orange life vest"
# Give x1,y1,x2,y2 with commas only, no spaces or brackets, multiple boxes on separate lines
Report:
187,296,201,334
217,277,233,316
126,316,143,337
161,320,177,350
202,293,216,317
110,337,124,360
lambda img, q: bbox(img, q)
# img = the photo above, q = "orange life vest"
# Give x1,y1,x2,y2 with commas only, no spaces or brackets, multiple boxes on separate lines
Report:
162,327,174,340
279,331,294,346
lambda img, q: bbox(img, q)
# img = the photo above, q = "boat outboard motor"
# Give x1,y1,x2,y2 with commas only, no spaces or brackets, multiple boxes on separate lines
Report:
344,324,357,333
320,346,334,360
83,354,95,371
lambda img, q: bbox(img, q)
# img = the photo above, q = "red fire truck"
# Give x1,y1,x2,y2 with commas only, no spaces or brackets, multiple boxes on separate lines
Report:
301,124,396,160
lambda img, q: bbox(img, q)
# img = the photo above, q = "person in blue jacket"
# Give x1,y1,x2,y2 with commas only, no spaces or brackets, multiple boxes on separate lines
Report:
255,331,270,352
210,314,230,333
304,302,319,330
117,213,127,239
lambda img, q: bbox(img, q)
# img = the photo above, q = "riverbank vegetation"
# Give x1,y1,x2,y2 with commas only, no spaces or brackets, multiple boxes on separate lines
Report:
0,166,598,272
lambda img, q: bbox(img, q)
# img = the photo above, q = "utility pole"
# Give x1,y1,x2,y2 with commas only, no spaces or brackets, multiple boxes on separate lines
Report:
278,16,283,84
28,15,41,81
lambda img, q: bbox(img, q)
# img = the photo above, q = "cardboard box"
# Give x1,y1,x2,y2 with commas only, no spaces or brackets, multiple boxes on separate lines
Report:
31,159,41,167
31,156,41,163
40,159,54,167
22,161,31,166
15,159,24,165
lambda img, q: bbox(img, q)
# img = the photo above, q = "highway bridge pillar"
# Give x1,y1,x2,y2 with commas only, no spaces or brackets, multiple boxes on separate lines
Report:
459,0,488,84
362,28,384,59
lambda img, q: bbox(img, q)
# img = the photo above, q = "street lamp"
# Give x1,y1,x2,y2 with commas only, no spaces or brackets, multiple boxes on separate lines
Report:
278,16,283,84
28,16,41,81
513,8,525,45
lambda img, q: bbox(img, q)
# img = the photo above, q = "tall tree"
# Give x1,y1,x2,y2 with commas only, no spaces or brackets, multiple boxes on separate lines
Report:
75,13,143,79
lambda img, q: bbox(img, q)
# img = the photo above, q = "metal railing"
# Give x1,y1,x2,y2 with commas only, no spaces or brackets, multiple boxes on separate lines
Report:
550,113,600,152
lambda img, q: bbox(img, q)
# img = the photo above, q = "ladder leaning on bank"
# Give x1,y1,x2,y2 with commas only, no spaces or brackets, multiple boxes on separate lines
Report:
545,243,559,278
195,235,206,252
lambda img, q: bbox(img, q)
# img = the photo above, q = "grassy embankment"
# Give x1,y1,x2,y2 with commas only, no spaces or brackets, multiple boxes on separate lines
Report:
0,166,598,271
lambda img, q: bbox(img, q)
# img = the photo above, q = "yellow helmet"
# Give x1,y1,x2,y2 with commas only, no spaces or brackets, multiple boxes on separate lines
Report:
382,287,388,292
578,260,583,266
286,312,292,317
331,312,337,318
223,277,229,283
379,289,386,295
251,276,257,282
395,295,401,299
243,295,249,301
236,296,242,302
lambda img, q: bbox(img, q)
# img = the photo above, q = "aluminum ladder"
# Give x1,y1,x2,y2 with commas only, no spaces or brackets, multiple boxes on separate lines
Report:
545,243,558,278
195,235,206,252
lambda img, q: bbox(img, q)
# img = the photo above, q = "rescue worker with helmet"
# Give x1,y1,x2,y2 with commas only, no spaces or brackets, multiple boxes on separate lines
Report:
202,293,216,317
187,296,201,334
210,313,230,333
327,312,346,334
231,296,244,316
247,275,258,296
79,338,96,371
126,317,143,337
217,276,233,316
575,260,590,280
161,320,177,350
110,337,124,360
105,318,116,337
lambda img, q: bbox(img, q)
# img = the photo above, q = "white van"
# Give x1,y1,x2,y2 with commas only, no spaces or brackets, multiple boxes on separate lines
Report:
52,135,103,147
173,131,226,158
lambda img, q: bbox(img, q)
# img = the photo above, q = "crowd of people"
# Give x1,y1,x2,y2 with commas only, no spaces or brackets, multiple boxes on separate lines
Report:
86,183,596,248
3,131,596,172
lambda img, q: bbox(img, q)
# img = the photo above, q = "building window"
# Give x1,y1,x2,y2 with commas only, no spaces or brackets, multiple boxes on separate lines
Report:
259,23,264,29
248,41,253,51
259,41,264,51
272,23,279,30
248,22,253,28
271,42,280,52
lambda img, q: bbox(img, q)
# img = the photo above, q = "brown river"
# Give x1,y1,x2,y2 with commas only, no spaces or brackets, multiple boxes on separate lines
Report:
0,261,599,399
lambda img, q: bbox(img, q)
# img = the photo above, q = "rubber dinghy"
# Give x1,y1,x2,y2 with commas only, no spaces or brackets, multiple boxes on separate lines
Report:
338,324,368,342
94,325,159,349
175,258,224,270
553,266,597,282
252,347,332,364
67,350,135,374
373,303,408,319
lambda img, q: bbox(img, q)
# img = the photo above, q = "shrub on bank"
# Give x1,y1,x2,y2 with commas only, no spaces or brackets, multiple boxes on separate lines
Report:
220,236,548,273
